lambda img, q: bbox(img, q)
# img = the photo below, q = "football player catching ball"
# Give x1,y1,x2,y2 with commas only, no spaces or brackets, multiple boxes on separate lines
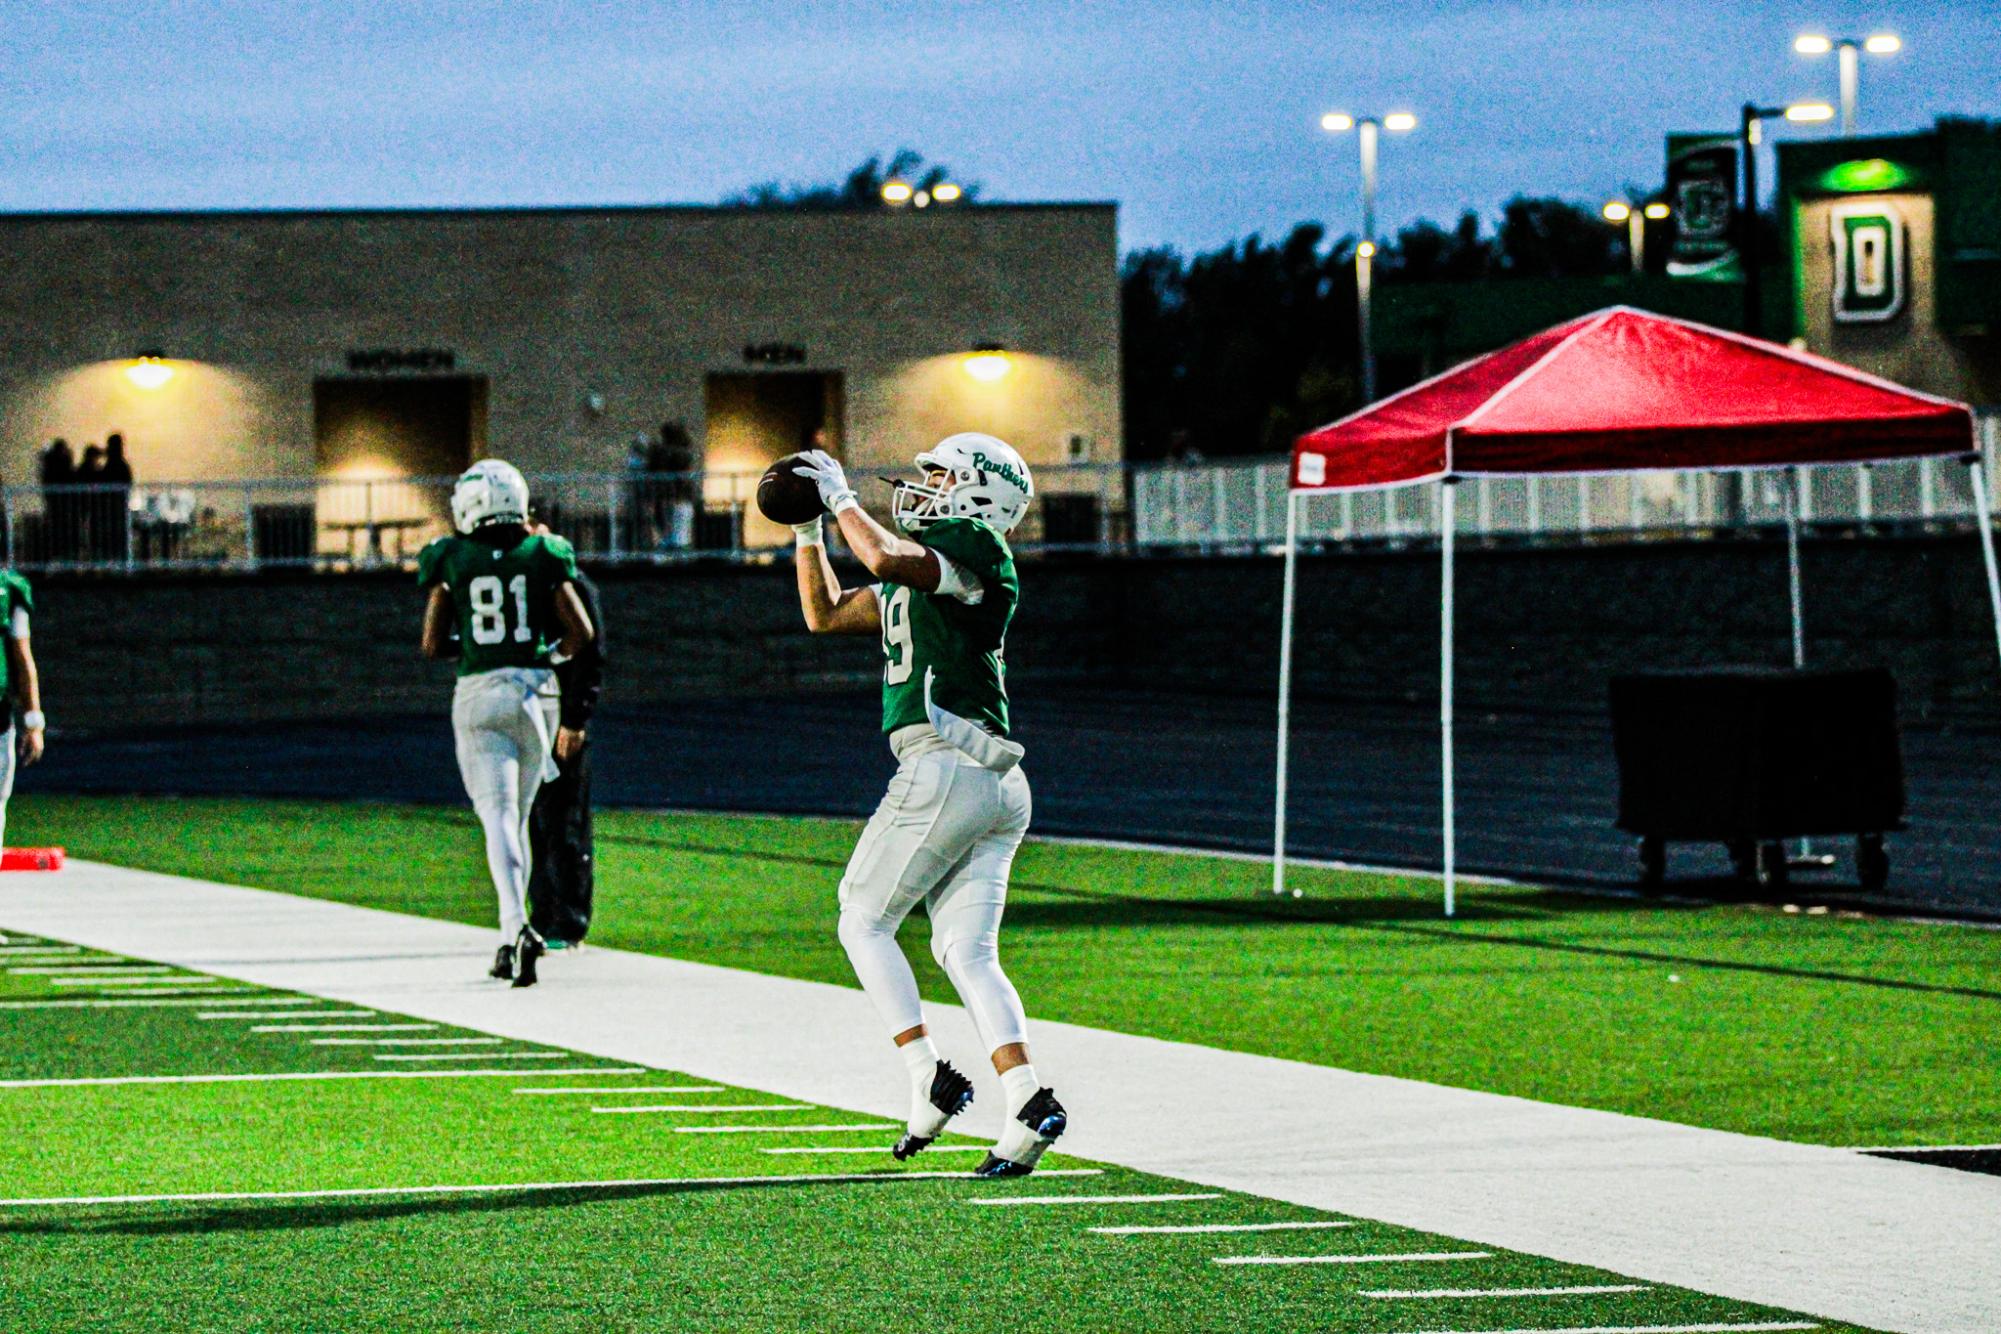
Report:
420,461,594,988
791,434,1068,1178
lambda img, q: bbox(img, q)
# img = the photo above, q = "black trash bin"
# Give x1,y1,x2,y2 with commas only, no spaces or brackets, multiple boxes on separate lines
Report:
1609,667,1905,891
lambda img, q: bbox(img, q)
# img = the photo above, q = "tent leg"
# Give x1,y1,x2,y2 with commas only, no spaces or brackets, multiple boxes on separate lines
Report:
1272,491,1301,897
1440,481,1457,919
1784,468,1806,670
1971,459,2001,676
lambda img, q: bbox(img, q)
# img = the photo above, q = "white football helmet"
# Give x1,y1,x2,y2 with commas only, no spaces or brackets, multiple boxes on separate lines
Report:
891,433,1035,535
451,460,530,534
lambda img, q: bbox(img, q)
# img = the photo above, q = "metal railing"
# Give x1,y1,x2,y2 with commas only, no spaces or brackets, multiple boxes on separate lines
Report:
1,465,1133,573
7,416,1994,574
1131,414,2001,551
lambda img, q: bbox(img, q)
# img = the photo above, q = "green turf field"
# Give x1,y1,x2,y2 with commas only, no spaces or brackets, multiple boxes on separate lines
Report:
12,793,1998,1151
0,930,1865,1332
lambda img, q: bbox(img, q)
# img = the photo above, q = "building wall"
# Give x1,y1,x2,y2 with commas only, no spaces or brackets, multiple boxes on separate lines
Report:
0,205,1121,490
1795,192,2001,404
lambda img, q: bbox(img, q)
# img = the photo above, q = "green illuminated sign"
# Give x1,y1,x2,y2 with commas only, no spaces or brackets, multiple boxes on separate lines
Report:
1816,158,1916,193
1830,202,1906,324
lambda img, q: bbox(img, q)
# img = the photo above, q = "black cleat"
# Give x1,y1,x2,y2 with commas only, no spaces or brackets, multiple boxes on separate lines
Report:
511,928,545,989
973,1088,1069,1178
489,944,516,980
892,1060,976,1160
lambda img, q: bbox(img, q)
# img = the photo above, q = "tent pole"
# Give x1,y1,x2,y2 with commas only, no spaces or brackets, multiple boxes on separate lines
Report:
1440,480,1457,919
1784,467,1806,670
1272,490,1301,896
1970,458,2001,676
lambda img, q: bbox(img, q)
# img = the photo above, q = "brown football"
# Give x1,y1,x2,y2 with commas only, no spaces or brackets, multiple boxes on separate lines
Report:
756,453,825,524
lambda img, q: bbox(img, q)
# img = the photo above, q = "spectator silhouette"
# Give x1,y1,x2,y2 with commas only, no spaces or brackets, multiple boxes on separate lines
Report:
79,445,107,561
39,439,75,561
102,433,134,562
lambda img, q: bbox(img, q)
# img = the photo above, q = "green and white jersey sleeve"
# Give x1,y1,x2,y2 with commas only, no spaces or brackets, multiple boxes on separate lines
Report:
0,570,30,697
418,533,579,677
876,517,1019,737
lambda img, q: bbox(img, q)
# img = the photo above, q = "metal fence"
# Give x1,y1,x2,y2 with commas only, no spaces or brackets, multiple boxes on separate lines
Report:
0,465,1133,573
1132,414,2001,551
6,416,1995,574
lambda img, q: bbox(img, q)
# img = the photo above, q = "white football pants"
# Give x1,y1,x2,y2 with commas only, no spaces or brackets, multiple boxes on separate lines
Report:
452,667,559,944
837,724,1034,1055
0,725,15,850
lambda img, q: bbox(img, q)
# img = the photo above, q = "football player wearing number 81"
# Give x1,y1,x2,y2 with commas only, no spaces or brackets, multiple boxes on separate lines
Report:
792,434,1068,1178
420,461,595,988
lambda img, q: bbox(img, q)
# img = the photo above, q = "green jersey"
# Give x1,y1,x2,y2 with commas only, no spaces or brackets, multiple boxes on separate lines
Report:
417,531,579,677
877,517,1018,737
0,570,30,697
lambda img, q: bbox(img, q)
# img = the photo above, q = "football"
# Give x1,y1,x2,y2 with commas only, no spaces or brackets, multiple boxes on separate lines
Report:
756,453,825,524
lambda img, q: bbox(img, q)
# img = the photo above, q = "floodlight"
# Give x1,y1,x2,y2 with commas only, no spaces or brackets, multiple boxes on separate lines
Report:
932,182,962,203
1864,33,1900,54
1794,34,1833,54
1383,112,1417,132
125,356,173,390
1643,202,1671,220
1785,101,1835,122
881,181,913,204
1602,201,1632,222
1321,112,1354,132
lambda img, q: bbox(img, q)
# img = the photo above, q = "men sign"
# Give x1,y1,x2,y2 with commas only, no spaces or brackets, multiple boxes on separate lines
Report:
1830,202,1906,324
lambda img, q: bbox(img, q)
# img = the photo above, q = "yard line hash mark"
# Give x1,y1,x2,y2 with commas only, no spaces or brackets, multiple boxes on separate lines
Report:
1092,1221,1356,1235
1361,1283,1651,1298
255,1024,438,1033
1213,1250,1491,1266
590,1104,813,1115
372,1052,569,1062
312,1037,499,1046
969,1193,1220,1207
0,1068,646,1088
512,1086,724,1096
674,1124,900,1135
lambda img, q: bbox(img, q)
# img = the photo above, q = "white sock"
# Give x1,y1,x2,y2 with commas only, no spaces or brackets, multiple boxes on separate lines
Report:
1000,1063,1041,1116
900,1035,941,1084
899,1036,953,1138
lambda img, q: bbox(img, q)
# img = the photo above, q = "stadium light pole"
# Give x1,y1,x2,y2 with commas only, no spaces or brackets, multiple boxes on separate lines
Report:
1739,100,1834,336
1794,32,1901,135
1322,110,1416,403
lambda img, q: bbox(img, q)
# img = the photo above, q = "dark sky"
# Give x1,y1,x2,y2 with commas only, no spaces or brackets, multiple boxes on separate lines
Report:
6,1,1996,254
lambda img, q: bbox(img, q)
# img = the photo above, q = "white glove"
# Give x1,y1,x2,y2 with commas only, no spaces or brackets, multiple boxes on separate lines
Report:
792,449,859,515
792,517,823,548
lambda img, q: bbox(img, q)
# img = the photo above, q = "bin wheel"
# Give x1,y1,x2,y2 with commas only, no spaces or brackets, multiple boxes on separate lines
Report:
1756,841,1790,890
1857,834,1889,893
1637,837,1666,891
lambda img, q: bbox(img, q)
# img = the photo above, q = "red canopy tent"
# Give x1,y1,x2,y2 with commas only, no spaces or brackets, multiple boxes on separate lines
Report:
1273,306,1999,913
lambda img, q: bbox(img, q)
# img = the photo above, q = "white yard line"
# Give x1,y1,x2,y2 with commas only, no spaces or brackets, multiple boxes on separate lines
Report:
0,997,317,1011
1362,1284,1650,1298
1382,1325,1817,1334
1215,1250,1491,1266
0,1167,1103,1209
9,965,175,976
1091,1220,1356,1235
968,1192,1220,1207
674,1124,898,1135
310,1037,499,1046
590,1103,811,1114
6,860,1997,1334
762,1145,990,1155
0,1068,643,1088
512,1086,724,1096
371,1051,568,1062
204,1011,382,1022
250,1024,427,1033
48,976,218,988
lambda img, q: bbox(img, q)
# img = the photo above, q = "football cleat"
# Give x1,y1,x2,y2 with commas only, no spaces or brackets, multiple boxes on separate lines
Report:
893,1060,976,1160
489,944,515,980
511,927,545,989
972,1087,1067,1179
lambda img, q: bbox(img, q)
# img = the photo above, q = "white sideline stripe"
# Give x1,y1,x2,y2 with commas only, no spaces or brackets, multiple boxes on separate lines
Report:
0,1068,645,1088
1214,1250,1491,1267
968,1192,1220,1207
244,1032,412,1040
761,1145,990,1155
1091,1220,1356,1235
0,1167,1102,1209
0,945,79,953
590,1104,812,1114
1379,1325,1818,1334
1362,1283,1651,1298
48,976,218,987
15,860,2000,1334
203,1011,380,1021
513,1086,724,1096
94,988,263,998
311,1037,499,1046
9,965,175,975
0,997,311,1011
675,1124,898,1135
372,1051,568,1061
